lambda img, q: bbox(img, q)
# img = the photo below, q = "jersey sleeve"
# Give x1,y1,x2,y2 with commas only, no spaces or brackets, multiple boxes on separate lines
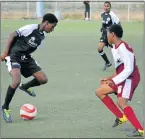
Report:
16,24,38,37
112,45,134,85
110,11,120,24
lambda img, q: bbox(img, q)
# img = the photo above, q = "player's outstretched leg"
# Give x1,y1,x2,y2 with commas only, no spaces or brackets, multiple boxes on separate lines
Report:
19,71,47,97
96,84,127,127
124,106,144,137
111,93,128,127
19,82,36,97
2,68,21,123
117,97,144,137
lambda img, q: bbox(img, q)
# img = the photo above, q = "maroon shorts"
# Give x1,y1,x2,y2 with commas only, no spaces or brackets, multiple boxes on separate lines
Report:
111,73,140,101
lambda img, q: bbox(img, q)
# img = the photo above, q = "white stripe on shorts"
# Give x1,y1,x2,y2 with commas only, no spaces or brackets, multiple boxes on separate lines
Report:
5,56,20,72
5,56,12,72
122,79,132,99
35,60,39,66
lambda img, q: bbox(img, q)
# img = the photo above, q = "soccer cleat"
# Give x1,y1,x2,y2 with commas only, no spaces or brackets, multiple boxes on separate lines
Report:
103,63,112,71
127,129,144,137
19,84,36,97
112,114,128,127
2,109,12,123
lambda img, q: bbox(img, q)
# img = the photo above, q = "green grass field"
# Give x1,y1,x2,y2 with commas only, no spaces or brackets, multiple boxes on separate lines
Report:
1,19,144,138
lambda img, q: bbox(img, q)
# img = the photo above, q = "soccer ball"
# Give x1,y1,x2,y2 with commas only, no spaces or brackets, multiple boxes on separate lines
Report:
20,104,37,120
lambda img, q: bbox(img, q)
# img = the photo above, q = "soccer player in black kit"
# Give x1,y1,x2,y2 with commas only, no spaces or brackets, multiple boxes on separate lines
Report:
1,13,58,123
97,1,120,71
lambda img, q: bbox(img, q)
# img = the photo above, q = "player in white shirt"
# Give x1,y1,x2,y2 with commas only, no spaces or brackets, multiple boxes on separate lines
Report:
95,24,144,137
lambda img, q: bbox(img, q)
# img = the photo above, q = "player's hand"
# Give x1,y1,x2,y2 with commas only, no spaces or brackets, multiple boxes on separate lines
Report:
100,78,109,85
1,52,7,61
107,79,115,87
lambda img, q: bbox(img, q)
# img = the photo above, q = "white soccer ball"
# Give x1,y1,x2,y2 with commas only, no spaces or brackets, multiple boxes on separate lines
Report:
20,104,37,120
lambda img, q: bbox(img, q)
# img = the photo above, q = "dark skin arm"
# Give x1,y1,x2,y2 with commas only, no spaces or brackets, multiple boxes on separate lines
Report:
1,32,17,61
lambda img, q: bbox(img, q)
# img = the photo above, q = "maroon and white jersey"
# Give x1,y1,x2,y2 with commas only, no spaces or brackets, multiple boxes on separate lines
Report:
111,41,139,85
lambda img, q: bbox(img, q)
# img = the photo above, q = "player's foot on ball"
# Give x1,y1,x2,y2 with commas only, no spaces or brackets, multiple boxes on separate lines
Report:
2,108,12,123
112,114,128,127
19,84,36,97
127,129,144,137
103,63,112,71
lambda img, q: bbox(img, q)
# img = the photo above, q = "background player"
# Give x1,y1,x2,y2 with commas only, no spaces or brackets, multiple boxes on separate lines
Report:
98,1,120,71
95,24,144,137
83,0,90,20
1,13,58,123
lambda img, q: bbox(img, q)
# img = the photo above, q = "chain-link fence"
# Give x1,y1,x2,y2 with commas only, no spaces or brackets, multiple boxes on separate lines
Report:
1,1,144,21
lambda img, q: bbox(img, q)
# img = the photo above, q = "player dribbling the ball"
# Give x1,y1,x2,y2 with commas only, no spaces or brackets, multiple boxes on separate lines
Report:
1,13,58,123
95,24,144,137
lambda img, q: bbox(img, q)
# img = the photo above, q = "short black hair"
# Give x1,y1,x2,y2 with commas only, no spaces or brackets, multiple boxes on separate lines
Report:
104,1,111,8
42,13,58,23
108,24,123,38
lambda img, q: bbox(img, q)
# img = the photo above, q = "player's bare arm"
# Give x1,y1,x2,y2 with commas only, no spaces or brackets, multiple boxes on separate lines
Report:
1,32,17,61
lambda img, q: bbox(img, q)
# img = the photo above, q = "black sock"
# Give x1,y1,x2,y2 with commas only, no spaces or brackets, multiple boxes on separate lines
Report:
99,50,110,64
2,85,16,110
22,78,41,89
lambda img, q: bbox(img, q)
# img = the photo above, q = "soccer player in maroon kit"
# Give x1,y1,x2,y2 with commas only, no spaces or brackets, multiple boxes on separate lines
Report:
95,24,144,137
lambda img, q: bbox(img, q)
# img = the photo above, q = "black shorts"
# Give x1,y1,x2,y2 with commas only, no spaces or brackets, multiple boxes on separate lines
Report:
5,55,41,78
99,33,112,48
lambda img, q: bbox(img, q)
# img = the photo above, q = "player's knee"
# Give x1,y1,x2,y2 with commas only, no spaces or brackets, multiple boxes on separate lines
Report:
35,72,48,85
43,77,48,84
97,46,103,52
95,88,102,98
39,77,48,85
11,79,21,89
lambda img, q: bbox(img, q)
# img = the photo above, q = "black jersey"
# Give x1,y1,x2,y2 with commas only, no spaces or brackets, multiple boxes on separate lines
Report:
101,11,120,30
84,1,90,9
8,24,45,57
